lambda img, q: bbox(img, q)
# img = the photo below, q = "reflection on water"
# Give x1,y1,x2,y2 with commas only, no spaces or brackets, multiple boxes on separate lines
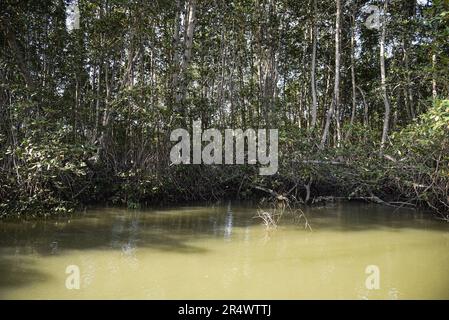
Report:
224,202,233,241
0,202,448,299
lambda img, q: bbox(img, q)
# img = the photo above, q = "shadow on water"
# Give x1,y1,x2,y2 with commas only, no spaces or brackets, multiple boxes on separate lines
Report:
0,256,51,296
302,202,449,233
0,201,447,291
0,206,233,291
0,202,447,256
0,214,210,256
0,203,261,257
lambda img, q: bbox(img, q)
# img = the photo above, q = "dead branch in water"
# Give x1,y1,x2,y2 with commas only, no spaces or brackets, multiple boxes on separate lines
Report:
254,198,312,231
255,209,281,229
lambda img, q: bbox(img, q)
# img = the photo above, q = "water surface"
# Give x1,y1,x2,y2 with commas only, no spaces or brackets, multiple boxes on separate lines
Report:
1,202,448,299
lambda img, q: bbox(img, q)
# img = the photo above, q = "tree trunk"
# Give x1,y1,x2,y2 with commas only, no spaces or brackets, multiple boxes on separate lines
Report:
171,0,182,103
310,0,318,130
432,53,437,100
380,1,391,156
402,6,415,120
0,17,34,88
346,12,357,141
176,0,197,109
320,0,341,149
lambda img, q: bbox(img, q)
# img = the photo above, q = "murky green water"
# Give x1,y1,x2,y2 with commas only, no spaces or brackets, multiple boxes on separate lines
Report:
0,202,448,299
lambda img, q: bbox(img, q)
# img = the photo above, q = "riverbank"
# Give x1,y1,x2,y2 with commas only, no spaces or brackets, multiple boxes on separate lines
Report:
1,101,448,219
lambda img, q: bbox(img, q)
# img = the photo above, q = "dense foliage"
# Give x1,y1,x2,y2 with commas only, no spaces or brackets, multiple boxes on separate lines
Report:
0,0,448,218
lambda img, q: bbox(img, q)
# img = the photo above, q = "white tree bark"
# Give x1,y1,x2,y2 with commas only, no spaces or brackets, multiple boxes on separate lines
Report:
176,0,197,107
432,53,437,100
346,12,357,141
310,0,318,130
320,0,340,149
380,1,391,156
